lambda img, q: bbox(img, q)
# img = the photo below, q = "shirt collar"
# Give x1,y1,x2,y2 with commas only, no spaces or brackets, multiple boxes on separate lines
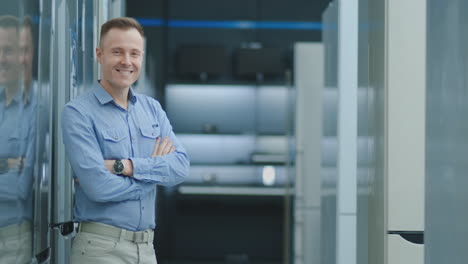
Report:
12,88,22,104
23,83,36,105
93,81,138,105
128,87,137,104
0,86,5,100
0,86,22,105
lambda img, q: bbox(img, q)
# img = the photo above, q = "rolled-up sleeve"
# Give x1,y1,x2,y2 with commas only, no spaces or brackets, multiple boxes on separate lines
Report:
61,104,155,203
130,99,190,186
131,149,189,186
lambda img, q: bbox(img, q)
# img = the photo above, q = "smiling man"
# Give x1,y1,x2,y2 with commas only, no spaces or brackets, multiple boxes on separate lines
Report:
61,17,189,264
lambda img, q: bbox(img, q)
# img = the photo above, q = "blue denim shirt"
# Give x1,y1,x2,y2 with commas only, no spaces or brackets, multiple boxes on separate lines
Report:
0,87,33,227
61,83,189,231
19,84,37,222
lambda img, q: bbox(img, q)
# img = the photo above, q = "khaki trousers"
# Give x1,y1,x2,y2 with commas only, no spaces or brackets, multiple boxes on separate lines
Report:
0,221,32,264
70,227,157,264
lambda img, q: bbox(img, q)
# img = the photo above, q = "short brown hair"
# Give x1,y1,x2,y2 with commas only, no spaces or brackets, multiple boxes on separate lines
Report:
99,17,144,45
0,15,19,30
21,16,34,41
22,16,33,31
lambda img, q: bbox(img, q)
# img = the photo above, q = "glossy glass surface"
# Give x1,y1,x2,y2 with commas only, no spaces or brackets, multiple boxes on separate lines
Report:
426,1,468,263
0,1,52,263
321,3,338,264
357,0,370,263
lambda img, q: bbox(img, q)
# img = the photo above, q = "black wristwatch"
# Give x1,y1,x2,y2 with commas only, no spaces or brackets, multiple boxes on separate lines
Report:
113,159,125,175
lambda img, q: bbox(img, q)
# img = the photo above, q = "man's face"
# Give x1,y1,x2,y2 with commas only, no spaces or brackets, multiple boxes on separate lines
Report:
96,28,144,90
20,27,34,82
0,27,20,86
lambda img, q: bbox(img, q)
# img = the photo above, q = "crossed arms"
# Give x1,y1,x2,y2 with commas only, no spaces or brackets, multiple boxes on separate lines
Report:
104,136,176,176
61,103,189,203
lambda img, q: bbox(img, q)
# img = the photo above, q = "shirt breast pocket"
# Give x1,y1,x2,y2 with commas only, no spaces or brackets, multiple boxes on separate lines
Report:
7,134,21,155
8,133,19,144
139,125,160,156
101,128,128,158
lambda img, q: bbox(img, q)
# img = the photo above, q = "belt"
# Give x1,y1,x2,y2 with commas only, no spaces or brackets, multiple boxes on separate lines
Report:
79,222,153,244
0,221,31,239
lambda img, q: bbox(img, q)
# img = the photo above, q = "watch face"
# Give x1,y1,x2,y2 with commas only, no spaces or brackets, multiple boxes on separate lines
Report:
113,159,124,174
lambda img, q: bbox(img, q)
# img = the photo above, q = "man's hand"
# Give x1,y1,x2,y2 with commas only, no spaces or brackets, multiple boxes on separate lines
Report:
103,136,175,177
122,159,133,176
152,136,176,157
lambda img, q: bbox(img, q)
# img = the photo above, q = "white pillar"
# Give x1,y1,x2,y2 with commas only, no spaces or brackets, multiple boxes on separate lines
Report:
336,0,358,264
294,42,324,264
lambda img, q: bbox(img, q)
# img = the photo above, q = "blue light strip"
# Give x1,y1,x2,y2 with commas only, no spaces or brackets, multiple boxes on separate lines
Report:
256,21,322,30
136,18,165,27
135,18,322,30
168,20,256,29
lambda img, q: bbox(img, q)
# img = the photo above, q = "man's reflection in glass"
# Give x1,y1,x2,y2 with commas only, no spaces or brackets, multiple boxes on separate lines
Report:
0,15,34,263
20,17,35,107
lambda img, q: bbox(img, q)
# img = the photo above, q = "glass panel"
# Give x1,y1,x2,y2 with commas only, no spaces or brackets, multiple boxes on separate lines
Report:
0,10,33,264
321,3,338,264
0,1,50,263
366,0,386,263
357,0,370,264
34,0,53,260
51,1,76,262
426,1,468,263
77,0,97,96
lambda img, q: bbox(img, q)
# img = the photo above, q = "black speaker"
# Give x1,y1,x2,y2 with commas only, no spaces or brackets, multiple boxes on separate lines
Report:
176,45,229,79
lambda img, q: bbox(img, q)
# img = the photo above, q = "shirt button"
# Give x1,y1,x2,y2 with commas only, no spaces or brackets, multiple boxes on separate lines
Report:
114,136,118,140
132,137,136,141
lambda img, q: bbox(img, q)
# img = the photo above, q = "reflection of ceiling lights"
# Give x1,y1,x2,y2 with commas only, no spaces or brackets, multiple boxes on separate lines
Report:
262,166,276,186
